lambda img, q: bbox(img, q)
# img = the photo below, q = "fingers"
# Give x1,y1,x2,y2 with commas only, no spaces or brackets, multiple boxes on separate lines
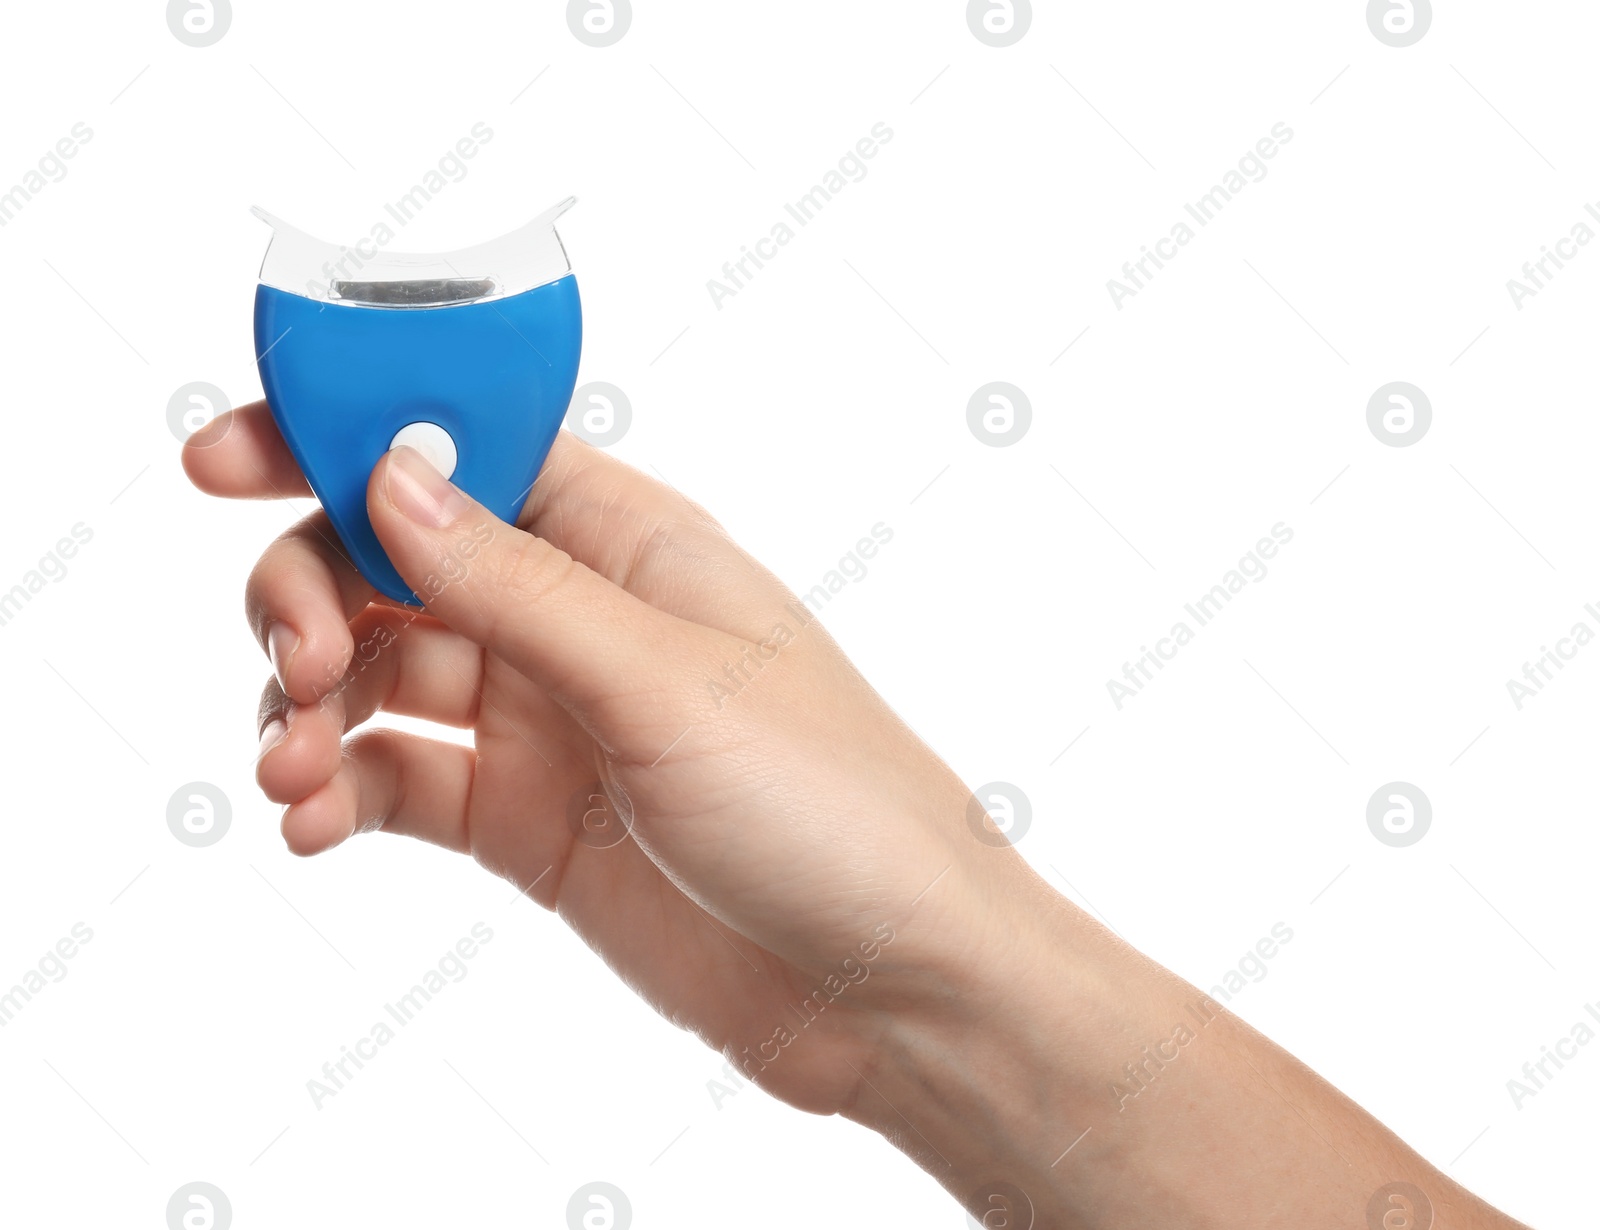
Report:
324,606,486,731
279,728,476,857
369,445,717,745
255,606,485,736
254,683,345,806
255,608,487,805
246,510,375,703
182,401,313,500
185,400,790,638
181,400,717,573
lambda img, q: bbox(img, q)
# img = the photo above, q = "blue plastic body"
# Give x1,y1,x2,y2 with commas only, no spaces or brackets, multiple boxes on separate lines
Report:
254,275,582,604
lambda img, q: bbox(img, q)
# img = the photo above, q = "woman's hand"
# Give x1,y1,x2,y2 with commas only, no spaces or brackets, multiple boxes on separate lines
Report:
183,406,1532,1229
182,404,1054,1121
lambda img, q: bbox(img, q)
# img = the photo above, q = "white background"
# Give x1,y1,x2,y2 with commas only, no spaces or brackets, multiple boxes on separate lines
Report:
0,1,1592,1226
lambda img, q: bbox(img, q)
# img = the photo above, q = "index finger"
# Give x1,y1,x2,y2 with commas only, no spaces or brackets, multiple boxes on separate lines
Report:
181,400,313,500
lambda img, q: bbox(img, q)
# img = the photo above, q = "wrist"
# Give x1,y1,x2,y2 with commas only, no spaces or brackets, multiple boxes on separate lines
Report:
842,852,1152,1222
846,851,1513,1230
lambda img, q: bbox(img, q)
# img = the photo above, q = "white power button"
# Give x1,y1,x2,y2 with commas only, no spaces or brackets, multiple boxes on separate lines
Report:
389,421,458,479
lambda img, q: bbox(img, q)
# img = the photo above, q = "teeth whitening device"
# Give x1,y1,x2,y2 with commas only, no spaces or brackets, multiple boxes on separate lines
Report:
252,199,583,604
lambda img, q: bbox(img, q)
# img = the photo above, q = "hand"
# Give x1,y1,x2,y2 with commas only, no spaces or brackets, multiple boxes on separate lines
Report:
181,403,1052,1120
183,406,1532,1228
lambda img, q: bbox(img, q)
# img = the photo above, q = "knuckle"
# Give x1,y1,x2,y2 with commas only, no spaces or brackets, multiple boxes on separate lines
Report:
242,555,276,643
473,533,580,650
242,514,328,640
501,534,579,611
345,725,397,760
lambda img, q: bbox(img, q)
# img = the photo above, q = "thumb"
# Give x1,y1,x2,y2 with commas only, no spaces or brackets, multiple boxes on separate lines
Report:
367,444,706,738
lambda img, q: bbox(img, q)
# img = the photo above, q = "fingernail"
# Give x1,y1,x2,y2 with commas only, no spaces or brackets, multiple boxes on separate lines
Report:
267,622,298,693
387,445,468,528
256,715,288,761
187,413,233,450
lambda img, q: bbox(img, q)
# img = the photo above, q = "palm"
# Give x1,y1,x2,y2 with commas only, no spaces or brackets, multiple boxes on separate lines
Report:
428,507,889,1113
192,411,947,1116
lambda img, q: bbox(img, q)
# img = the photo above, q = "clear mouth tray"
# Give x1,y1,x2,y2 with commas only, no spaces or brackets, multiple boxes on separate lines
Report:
251,198,584,606
253,196,576,307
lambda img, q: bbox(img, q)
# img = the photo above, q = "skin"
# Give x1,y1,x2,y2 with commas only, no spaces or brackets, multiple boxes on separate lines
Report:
183,405,1534,1229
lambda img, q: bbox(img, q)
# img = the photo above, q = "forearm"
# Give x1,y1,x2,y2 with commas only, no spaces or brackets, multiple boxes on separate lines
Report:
845,864,1530,1230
